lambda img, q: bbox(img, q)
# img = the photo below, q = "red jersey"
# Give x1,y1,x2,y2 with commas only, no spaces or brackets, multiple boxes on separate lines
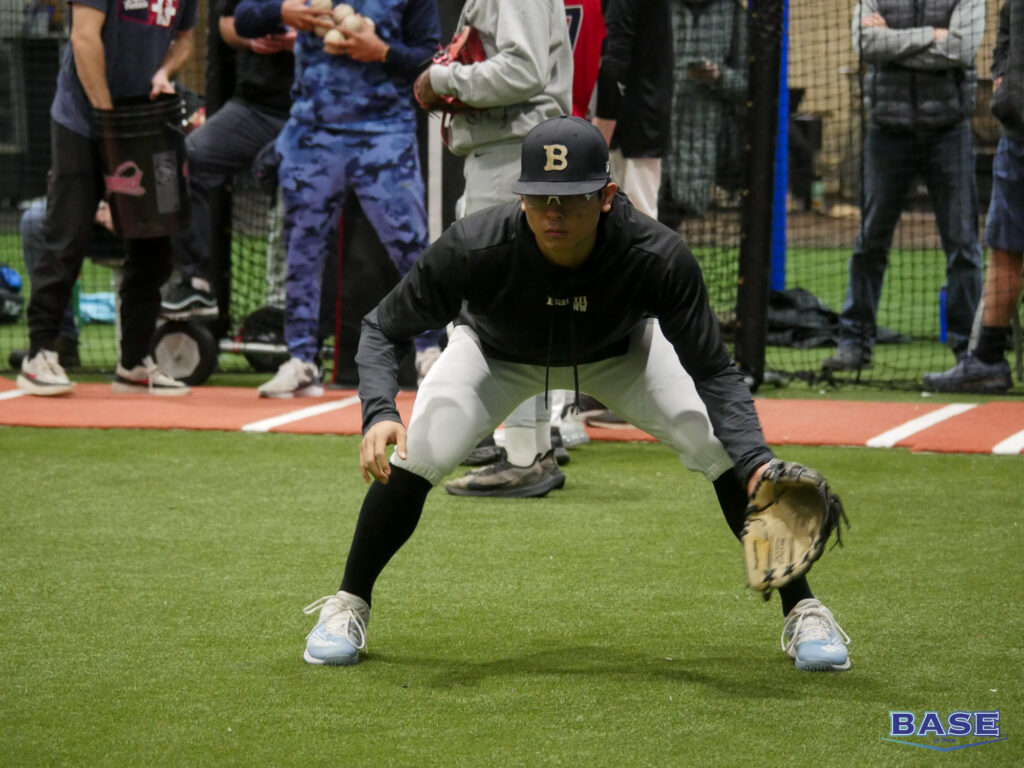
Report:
563,0,605,118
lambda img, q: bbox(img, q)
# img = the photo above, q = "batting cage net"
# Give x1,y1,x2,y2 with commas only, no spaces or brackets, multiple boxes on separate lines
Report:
0,0,1016,393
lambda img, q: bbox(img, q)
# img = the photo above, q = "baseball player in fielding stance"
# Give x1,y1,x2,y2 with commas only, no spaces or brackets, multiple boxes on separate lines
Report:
303,116,851,671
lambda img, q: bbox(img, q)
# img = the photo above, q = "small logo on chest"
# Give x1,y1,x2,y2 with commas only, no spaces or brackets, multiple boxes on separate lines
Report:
546,296,588,312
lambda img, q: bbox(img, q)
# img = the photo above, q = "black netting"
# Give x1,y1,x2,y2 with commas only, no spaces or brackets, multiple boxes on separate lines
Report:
0,0,1015,392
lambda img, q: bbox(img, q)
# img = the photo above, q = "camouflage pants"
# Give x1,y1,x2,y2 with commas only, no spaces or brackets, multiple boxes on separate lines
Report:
277,121,431,361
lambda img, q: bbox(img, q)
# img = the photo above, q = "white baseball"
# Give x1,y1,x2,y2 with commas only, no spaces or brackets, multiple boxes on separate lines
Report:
324,28,344,46
309,0,331,11
363,17,374,32
313,15,333,36
332,3,354,23
341,13,364,33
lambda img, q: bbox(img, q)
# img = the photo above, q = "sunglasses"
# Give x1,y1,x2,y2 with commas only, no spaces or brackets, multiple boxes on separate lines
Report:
521,191,601,213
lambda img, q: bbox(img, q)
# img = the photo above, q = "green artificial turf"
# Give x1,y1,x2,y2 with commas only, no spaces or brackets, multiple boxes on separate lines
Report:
2,428,1020,766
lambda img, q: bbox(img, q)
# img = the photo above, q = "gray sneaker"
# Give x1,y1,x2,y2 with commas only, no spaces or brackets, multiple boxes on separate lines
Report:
17,349,74,396
922,355,1012,394
445,449,566,498
112,356,191,396
821,345,872,372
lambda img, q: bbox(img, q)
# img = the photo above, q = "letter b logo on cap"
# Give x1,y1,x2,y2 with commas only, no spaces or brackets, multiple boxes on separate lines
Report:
543,144,568,171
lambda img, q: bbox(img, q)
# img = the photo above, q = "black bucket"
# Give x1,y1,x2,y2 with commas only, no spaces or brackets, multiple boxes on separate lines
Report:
93,93,190,239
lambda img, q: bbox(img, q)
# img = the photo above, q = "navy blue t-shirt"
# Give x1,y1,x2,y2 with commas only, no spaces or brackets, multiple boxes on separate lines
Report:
51,0,199,137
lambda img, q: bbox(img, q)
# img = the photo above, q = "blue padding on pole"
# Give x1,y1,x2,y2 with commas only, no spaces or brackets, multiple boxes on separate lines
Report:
770,0,789,292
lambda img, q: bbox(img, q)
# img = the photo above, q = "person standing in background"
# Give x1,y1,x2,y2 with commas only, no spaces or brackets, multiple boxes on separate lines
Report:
415,0,574,498
924,0,1023,393
591,0,673,220
823,0,985,373
661,0,748,226
253,0,443,399
18,0,198,397
160,0,297,320
565,0,605,119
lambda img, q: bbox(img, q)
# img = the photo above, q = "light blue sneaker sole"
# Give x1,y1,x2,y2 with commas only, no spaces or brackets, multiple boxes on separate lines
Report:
303,647,361,666
794,647,851,672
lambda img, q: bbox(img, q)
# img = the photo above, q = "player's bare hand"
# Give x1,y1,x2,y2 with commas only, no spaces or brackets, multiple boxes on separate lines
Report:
687,60,720,84
360,420,407,484
591,117,616,146
328,25,387,62
747,462,770,497
251,31,295,54
149,70,175,99
932,27,948,42
94,201,113,231
281,0,327,32
993,75,1003,93
414,69,441,109
861,12,887,28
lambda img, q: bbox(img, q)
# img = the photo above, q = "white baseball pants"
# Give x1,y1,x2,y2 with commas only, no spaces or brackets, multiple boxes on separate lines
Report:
393,319,733,485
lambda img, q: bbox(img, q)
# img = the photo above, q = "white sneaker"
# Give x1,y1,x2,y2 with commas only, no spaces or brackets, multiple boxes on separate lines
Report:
258,357,323,399
303,591,370,666
782,598,851,671
112,356,191,396
17,349,74,396
558,405,591,447
414,346,442,385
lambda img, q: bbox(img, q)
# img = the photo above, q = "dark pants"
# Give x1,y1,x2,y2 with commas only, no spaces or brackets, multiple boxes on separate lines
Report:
27,120,172,367
174,99,287,281
840,120,983,353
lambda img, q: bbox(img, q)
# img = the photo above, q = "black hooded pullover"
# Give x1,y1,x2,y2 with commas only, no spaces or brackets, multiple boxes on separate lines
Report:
356,193,774,481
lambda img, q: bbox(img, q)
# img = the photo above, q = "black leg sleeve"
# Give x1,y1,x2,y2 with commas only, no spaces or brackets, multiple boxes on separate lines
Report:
340,466,432,605
712,471,814,616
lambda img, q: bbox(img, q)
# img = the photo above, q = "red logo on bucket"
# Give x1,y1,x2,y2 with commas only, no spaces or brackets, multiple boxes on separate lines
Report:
105,161,146,197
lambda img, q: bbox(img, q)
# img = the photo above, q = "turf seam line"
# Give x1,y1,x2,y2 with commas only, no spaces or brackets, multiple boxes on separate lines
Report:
240,395,361,433
865,403,977,448
0,389,28,401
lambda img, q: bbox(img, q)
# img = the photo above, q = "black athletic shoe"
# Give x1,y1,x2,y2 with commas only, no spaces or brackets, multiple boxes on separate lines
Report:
922,355,1012,394
460,434,506,466
160,280,217,319
550,426,570,465
444,450,565,498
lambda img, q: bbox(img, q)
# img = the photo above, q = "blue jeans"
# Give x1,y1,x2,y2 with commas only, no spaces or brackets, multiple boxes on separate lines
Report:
173,99,287,282
840,120,983,353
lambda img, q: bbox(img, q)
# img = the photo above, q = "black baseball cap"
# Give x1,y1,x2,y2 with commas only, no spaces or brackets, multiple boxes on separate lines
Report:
510,116,611,196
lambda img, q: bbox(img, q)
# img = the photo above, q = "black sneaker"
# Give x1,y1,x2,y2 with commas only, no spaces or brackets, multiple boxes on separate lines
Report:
160,279,217,319
460,434,506,466
550,427,570,465
821,345,872,372
922,354,1012,394
444,450,565,498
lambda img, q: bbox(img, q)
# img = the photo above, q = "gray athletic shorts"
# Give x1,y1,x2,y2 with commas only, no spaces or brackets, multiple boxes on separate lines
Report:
392,319,734,485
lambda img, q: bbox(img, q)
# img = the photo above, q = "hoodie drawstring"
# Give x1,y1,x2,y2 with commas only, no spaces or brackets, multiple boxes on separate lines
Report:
543,305,581,412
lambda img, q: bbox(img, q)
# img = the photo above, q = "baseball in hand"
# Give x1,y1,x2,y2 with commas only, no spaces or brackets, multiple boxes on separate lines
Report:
341,13,364,33
332,3,354,23
309,0,331,11
324,28,344,46
314,16,333,36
